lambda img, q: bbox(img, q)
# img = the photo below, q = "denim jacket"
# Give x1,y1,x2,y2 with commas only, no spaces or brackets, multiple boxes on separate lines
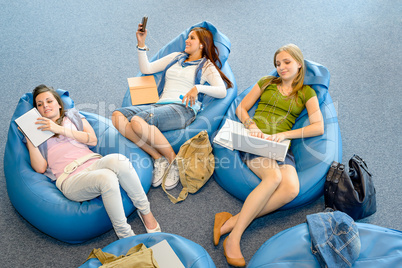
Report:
306,209,361,268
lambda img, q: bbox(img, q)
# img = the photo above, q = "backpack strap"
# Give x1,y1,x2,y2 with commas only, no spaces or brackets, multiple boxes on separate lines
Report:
161,130,213,204
86,248,118,264
85,243,148,265
161,158,188,204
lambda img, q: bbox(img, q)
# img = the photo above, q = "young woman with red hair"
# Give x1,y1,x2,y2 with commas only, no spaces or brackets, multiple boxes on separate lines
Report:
112,25,233,190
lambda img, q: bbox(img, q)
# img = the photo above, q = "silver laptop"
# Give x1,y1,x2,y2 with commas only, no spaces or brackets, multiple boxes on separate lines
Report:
231,132,290,161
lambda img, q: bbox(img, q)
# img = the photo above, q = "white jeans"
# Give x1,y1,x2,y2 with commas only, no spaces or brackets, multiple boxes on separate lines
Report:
59,153,150,239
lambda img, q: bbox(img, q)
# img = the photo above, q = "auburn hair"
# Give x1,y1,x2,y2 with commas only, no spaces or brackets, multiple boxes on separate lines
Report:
190,27,233,89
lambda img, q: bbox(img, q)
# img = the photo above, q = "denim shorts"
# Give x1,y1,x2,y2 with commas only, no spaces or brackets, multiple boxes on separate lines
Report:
240,149,296,169
115,103,196,132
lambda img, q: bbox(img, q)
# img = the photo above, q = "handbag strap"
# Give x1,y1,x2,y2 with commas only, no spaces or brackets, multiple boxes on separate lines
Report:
326,161,339,181
326,162,344,209
350,154,372,177
333,163,345,183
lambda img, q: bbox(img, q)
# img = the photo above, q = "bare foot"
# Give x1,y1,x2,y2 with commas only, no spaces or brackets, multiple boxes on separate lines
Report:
140,211,158,230
220,214,238,236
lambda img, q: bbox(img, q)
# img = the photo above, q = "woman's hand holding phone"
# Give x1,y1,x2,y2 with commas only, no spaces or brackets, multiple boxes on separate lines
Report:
136,17,148,46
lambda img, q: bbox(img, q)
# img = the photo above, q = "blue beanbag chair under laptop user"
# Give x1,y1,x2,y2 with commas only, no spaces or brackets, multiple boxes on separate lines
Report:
121,21,237,152
213,60,342,209
4,89,153,243
248,223,402,267
79,232,216,268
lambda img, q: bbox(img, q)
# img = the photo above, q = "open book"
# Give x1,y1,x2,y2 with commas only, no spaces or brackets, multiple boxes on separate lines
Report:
213,119,290,161
150,240,185,268
128,75,160,105
15,108,55,147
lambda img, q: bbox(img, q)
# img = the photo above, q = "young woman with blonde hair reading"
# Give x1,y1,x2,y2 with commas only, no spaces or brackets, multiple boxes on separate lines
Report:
214,44,324,267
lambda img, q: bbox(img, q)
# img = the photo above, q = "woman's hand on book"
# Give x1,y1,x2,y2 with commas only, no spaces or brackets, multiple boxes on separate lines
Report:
248,126,265,139
36,117,62,134
249,128,287,143
265,133,286,143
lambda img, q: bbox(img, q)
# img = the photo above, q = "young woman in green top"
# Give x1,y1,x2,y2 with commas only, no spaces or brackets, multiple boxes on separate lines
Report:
214,44,324,267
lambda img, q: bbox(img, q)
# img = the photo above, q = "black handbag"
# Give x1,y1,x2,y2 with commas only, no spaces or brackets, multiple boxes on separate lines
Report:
324,155,376,220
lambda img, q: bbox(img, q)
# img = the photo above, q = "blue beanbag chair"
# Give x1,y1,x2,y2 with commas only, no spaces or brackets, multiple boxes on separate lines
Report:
79,232,216,268
213,60,342,209
4,89,153,243
248,223,402,267
121,21,237,152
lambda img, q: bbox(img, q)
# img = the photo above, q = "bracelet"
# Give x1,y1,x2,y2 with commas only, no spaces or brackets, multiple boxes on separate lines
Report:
86,132,90,143
136,44,149,51
243,118,255,129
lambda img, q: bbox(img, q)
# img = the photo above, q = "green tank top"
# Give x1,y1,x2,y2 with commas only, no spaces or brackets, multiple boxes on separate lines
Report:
253,77,317,135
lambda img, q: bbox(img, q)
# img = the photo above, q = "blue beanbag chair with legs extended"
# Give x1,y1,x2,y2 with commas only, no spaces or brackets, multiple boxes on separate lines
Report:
79,232,216,268
213,60,342,209
121,21,237,152
248,223,402,267
4,89,153,243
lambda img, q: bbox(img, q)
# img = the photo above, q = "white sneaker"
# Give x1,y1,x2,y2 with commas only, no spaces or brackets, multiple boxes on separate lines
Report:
152,157,169,187
164,161,180,190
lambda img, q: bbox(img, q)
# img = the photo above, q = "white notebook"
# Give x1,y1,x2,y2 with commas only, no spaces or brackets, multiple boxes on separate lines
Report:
213,119,245,150
15,108,54,147
150,240,185,268
214,119,290,161
231,132,290,161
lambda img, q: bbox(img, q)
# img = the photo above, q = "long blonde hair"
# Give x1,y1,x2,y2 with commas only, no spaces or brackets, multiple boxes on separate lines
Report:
260,44,306,100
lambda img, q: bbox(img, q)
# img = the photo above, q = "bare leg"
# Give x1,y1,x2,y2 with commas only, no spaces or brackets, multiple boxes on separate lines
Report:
223,158,299,259
221,164,299,235
130,116,176,163
112,111,164,160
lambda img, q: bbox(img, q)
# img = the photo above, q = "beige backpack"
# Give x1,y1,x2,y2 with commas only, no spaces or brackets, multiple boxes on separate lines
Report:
162,130,215,203
86,243,159,267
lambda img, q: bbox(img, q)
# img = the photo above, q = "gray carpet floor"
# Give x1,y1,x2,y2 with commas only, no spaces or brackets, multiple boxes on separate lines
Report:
0,1,401,267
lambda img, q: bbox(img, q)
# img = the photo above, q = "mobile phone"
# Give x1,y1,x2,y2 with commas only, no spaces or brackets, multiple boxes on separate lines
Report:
140,16,148,32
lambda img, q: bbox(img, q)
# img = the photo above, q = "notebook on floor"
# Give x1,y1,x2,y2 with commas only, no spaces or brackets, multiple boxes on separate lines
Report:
150,239,185,268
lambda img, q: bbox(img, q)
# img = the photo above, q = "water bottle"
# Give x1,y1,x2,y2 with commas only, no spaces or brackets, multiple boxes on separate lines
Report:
180,95,203,111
